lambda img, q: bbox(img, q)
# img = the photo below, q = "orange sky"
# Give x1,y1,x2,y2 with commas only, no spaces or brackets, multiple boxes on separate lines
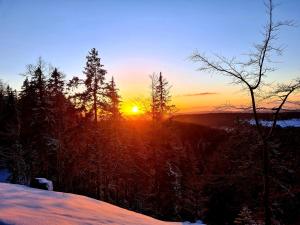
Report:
1,1,299,114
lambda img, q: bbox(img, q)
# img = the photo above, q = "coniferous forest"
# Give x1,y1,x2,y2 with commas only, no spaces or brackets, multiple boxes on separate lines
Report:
0,48,299,225
0,0,300,225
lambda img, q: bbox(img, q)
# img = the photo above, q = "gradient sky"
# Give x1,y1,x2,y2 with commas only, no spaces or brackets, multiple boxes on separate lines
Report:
0,0,300,113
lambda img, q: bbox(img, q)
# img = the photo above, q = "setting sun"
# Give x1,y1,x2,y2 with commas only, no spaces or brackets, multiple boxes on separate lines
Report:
131,105,139,114
121,103,144,116
0,1,299,224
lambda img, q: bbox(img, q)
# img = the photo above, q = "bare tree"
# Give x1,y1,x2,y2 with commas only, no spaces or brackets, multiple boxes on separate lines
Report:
190,1,299,224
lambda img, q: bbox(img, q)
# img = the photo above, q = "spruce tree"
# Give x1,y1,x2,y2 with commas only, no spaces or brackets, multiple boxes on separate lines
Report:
150,72,174,121
48,68,65,95
69,48,107,124
47,68,67,185
105,76,121,120
19,65,55,179
67,49,108,199
0,81,4,114
48,68,66,132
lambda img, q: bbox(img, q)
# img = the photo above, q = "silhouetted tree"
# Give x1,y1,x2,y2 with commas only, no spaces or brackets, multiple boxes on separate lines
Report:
68,48,107,124
191,0,300,224
18,61,57,180
105,76,121,121
0,81,4,115
48,68,65,94
150,72,174,121
0,83,26,184
47,68,68,185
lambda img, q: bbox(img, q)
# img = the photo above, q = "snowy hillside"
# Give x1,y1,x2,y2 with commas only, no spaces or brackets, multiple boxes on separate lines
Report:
0,183,203,225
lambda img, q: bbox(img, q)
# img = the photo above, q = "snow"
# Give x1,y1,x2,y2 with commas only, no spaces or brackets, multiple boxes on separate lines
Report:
249,118,300,128
35,177,53,191
0,183,204,225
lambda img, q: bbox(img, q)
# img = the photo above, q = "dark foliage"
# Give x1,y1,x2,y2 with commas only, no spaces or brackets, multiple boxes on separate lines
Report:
0,52,299,225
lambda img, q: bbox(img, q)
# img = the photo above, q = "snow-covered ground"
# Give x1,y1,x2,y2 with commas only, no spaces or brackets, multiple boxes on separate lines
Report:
249,118,300,128
0,183,204,225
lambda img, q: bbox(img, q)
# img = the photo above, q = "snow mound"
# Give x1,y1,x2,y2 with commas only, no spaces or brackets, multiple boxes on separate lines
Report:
34,177,53,191
0,183,204,225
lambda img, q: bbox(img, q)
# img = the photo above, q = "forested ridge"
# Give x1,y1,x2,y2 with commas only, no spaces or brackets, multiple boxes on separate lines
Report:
0,0,300,225
0,48,299,225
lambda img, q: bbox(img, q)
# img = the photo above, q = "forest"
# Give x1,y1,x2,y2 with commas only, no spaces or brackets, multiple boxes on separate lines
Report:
0,0,300,225
0,48,299,224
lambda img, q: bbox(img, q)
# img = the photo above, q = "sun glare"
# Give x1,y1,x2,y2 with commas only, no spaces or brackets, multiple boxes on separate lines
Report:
131,105,139,114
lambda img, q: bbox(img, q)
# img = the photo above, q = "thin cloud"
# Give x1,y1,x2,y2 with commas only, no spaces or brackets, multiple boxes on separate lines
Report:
176,92,219,97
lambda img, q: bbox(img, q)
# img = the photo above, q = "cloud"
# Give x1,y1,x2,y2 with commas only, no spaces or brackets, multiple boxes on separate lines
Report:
176,92,219,97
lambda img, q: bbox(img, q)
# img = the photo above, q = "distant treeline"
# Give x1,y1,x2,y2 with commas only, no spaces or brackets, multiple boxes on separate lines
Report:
174,112,300,128
0,49,299,225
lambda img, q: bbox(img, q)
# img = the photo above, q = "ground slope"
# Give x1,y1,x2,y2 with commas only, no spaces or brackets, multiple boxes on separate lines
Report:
0,183,203,225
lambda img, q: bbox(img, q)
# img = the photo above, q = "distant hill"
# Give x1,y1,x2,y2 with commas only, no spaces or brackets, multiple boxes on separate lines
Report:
174,112,300,128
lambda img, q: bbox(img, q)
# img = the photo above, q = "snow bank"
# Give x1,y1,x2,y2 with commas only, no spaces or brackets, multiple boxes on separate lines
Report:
0,183,204,225
34,177,53,191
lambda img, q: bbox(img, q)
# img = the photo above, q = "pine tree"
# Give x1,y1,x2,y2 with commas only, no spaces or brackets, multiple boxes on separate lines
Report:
157,72,168,119
0,85,26,184
47,68,67,186
19,65,55,179
105,76,121,120
150,73,159,121
69,48,107,124
48,68,66,131
32,66,47,107
150,72,174,121
5,87,20,135
67,49,108,199
48,68,65,95
0,80,5,114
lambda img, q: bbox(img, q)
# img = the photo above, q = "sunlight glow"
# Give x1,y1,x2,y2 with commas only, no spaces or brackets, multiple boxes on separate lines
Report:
131,106,139,114
121,102,146,116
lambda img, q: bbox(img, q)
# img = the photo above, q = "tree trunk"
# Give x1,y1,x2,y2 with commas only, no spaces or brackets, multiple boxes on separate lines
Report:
263,142,271,225
249,88,271,225
93,90,97,124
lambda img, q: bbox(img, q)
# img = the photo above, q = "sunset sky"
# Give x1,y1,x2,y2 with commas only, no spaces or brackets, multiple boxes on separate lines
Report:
0,0,299,113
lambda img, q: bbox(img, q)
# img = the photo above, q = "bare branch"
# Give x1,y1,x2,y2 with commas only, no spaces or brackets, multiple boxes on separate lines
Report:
267,78,300,137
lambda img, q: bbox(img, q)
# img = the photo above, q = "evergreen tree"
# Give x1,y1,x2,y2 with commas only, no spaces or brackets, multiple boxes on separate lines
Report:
32,67,47,107
19,65,55,179
0,85,26,184
150,73,159,121
48,68,66,132
47,68,67,186
48,68,65,95
0,81,4,115
67,49,109,199
19,78,35,137
69,48,107,124
105,76,121,120
150,72,174,121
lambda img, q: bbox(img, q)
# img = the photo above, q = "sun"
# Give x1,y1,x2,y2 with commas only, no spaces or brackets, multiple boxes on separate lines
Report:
131,105,139,114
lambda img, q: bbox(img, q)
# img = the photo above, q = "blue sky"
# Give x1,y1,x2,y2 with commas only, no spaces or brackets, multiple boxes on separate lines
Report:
0,0,299,111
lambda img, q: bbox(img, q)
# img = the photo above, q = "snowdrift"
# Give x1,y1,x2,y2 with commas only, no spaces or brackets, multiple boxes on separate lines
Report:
0,183,203,225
